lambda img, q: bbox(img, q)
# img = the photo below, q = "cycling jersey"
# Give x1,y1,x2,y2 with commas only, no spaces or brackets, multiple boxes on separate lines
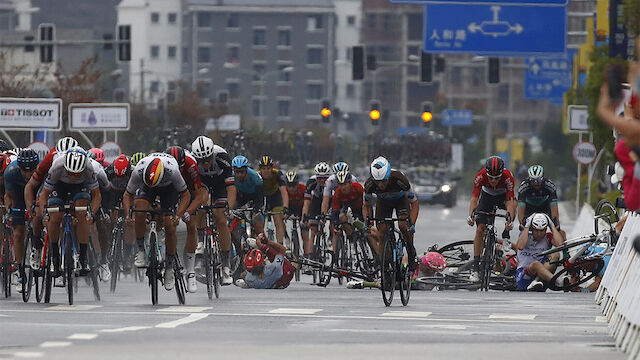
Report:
197,145,234,191
472,168,515,200
91,159,111,190
517,179,558,218
126,153,187,194
44,155,99,191
516,232,552,271
323,174,360,198
259,169,285,196
287,183,306,209
332,182,364,211
363,170,415,203
234,168,263,195
244,244,293,289
4,160,29,195
30,148,57,184
105,163,132,193
181,153,203,190
305,175,325,200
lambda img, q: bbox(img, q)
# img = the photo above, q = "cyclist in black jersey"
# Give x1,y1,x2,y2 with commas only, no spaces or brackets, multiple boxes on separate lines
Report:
517,165,561,232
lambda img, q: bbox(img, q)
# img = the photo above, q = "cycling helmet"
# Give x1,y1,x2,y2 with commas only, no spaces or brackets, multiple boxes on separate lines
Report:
336,170,352,184
87,151,97,160
64,147,88,173
232,155,249,169
528,165,544,180
531,213,548,231
333,161,349,174
485,156,504,177
370,156,391,181
55,137,78,153
113,154,130,176
314,161,331,176
17,148,39,171
244,249,264,271
285,170,298,184
89,148,105,163
131,152,146,166
0,139,10,152
421,252,447,272
0,153,10,173
165,146,186,167
143,158,164,187
8,148,22,157
191,135,215,159
259,155,274,167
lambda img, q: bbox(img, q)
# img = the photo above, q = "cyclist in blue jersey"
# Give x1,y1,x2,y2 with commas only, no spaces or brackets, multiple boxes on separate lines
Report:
232,155,264,234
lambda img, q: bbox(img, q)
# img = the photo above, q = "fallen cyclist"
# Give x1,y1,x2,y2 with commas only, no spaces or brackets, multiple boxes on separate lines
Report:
235,232,295,289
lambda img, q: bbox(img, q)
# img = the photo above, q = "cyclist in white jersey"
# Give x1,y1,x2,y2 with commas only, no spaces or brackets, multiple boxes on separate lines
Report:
515,213,563,291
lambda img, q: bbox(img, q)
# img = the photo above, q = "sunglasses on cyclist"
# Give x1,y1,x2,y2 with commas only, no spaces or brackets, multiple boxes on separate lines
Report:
198,156,214,164
487,174,502,180
233,168,247,174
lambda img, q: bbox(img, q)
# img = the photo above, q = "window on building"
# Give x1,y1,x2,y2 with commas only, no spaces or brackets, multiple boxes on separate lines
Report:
278,29,291,46
167,46,176,59
366,13,376,29
150,45,159,59
227,13,239,28
252,63,265,81
228,82,239,99
197,46,211,63
151,12,160,24
498,84,509,105
168,13,177,24
227,46,239,62
168,81,176,91
346,47,352,61
346,84,355,98
408,13,422,41
252,98,262,116
347,15,356,26
307,84,322,99
197,12,211,27
307,47,323,65
278,64,292,82
150,81,159,94
307,15,323,31
197,82,211,98
383,14,392,31
278,100,290,117
253,28,266,46
182,47,189,63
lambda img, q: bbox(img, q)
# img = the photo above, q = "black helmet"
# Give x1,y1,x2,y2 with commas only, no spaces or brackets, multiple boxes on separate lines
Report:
0,139,10,152
259,155,274,167
17,148,39,171
165,146,186,167
485,156,505,177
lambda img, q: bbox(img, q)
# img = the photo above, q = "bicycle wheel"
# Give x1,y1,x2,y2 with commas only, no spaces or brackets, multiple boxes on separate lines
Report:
148,232,158,305
88,243,100,301
204,240,214,300
43,239,53,303
355,233,377,279
479,231,496,291
549,258,604,291
398,240,411,306
436,240,474,268
109,227,122,293
21,234,33,302
595,199,618,234
64,232,74,305
291,230,301,282
2,234,10,298
212,240,221,299
174,258,186,305
35,234,47,303
416,274,478,289
336,234,345,285
380,236,395,307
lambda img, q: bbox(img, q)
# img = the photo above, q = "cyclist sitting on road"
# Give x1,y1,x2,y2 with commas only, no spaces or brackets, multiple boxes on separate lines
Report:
331,170,365,244
123,152,190,291
285,169,309,250
363,156,419,272
235,232,295,289
302,162,332,260
257,155,289,247
515,213,564,291
232,155,265,235
517,165,562,235
467,156,516,281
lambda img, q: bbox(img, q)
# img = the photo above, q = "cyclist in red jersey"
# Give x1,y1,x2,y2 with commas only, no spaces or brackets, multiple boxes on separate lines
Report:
331,170,364,245
466,156,515,279
285,170,309,249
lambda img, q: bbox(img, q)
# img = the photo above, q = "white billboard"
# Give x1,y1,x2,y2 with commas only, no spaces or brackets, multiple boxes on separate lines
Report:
567,105,589,133
69,103,130,131
0,98,62,130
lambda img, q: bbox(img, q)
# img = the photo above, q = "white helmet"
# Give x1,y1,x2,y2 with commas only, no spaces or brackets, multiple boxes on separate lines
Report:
528,165,544,180
336,170,352,184
64,147,87,173
314,161,331,176
56,137,78,152
531,213,548,231
191,136,215,159
370,156,391,181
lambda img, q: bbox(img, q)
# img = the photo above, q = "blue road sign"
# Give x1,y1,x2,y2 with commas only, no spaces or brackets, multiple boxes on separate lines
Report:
424,4,567,55
524,55,571,101
391,0,567,5
442,110,473,126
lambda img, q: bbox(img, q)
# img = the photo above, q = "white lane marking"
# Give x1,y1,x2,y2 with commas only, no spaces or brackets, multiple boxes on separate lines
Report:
100,326,151,333
67,333,98,340
417,324,468,330
13,352,45,358
155,313,209,329
156,306,212,313
595,316,607,323
46,305,101,311
40,341,72,348
269,308,322,315
381,311,432,318
489,313,537,320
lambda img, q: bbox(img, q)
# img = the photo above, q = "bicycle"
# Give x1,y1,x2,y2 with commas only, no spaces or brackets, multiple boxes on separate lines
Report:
473,209,511,291
312,214,332,286
263,210,282,243
199,203,226,300
1,208,17,298
108,207,127,293
229,204,256,279
20,210,37,302
131,208,186,305
372,216,412,307
284,214,302,282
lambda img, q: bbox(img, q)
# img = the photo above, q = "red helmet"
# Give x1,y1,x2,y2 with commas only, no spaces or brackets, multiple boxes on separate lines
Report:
421,252,447,272
89,148,105,163
113,154,130,176
485,156,505,177
244,249,264,271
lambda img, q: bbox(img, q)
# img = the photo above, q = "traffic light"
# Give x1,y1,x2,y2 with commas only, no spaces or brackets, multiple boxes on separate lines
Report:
38,23,55,63
321,99,332,123
421,52,432,82
369,100,381,126
117,24,131,62
488,57,499,84
352,46,364,80
421,102,433,127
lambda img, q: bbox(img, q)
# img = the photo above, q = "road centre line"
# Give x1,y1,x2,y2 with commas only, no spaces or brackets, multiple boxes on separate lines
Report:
39,341,72,348
155,313,210,328
269,308,323,315
46,305,101,311
100,326,151,333
13,352,45,358
489,314,537,320
381,311,432,318
67,333,98,340
156,306,212,313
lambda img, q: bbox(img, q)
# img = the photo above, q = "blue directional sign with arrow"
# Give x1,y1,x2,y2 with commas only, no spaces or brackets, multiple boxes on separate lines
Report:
423,4,567,55
442,110,473,126
524,55,571,102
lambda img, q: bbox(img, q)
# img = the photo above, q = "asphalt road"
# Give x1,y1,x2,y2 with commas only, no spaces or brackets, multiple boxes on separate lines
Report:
0,201,617,360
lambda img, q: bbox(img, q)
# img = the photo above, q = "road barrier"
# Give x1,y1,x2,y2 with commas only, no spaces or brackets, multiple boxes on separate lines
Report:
595,212,640,359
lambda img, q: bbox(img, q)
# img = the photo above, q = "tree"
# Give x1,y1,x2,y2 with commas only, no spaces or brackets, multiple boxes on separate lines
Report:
624,0,640,37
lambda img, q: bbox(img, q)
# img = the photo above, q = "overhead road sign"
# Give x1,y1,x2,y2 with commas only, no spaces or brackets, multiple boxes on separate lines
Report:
442,110,473,126
391,0,567,6
424,4,567,56
524,55,571,101
0,98,62,130
69,103,130,131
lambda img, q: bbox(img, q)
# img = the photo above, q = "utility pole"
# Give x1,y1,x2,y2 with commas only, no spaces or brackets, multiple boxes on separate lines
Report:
140,58,145,104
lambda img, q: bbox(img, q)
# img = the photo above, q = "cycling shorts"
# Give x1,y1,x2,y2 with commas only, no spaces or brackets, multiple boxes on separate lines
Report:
515,267,534,291
48,182,91,208
476,191,507,225
375,196,409,220
135,185,179,211
203,175,229,206
308,196,322,225
265,191,283,212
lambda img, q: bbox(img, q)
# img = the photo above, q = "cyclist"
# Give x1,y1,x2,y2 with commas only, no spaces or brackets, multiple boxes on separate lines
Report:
363,156,419,271
236,233,295,289
232,155,264,235
517,165,562,233
466,156,516,280
331,170,365,245
191,135,236,286
123,153,190,291
302,162,331,260
104,154,135,271
257,155,288,247
131,152,146,167
89,148,110,167
165,146,207,293
0,139,10,152
37,147,101,278
321,162,358,256
285,170,309,251
4,149,39,291
515,213,563,291
88,155,113,281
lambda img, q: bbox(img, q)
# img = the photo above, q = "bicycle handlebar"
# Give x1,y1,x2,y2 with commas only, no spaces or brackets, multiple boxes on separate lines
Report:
130,208,174,217
46,205,89,213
